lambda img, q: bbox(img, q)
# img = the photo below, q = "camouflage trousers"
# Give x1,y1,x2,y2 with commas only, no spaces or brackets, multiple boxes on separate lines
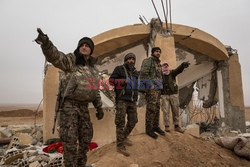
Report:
59,99,93,167
115,100,138,147
145,89,161,132
161,94,180,126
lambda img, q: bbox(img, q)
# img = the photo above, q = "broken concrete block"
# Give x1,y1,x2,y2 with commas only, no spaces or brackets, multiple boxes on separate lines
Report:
28,154,50,163
24,150,38,159
185,124,200,137
0,128,13,138
48,154,64,167
200,132,215,140
29,161,40,167
13,133,33,146
7,137,20,150
2,148,23,165
15,158,29,166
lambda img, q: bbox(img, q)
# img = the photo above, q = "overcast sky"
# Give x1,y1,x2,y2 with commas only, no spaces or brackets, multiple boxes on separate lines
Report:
0,0,249,106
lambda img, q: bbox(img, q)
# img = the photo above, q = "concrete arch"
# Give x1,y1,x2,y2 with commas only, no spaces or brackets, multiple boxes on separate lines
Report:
92,23,228,60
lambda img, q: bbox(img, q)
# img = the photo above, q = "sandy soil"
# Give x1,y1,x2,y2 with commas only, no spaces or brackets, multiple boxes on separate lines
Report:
0,105,250,166
87,133,250,167
0,104,43,126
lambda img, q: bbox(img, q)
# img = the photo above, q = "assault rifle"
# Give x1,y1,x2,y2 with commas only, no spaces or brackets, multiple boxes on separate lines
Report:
52,90,61,134
52,72,74,134
52,81,62,134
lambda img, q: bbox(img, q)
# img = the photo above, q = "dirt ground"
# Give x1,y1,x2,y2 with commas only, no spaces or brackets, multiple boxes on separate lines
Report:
0,104,43,126
87,133,250,167
0,105,250,166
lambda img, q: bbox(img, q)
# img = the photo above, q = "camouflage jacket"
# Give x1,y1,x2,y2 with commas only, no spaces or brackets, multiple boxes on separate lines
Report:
41,41,102,109
139,56,162,92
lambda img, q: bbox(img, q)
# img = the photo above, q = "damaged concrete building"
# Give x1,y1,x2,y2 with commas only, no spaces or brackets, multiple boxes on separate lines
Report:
43,19,246,145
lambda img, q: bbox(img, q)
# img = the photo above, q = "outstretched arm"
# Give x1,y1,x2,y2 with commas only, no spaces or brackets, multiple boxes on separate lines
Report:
171,62,190,77
35,28,74,71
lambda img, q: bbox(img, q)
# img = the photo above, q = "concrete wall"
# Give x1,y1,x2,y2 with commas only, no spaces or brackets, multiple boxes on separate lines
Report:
43,65,59,142
217,54,246,132
155,35,176,67
228,54,246,132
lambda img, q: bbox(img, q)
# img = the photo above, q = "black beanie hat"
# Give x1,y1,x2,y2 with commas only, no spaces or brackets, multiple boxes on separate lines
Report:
124,53,136,62
151,47,161,54
76,37,94,55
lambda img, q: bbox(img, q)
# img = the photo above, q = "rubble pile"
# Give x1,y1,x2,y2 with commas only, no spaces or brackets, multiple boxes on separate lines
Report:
1,123,250,166
0,125,64,167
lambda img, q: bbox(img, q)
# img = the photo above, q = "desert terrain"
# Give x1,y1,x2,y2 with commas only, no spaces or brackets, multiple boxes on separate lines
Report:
0,104,250,166
1,105,249,126
0,104,43,126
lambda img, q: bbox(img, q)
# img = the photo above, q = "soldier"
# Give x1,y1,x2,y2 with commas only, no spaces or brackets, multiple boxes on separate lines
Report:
161,61,190,133
140,47,165,139
35,28,104,167
109,53,138,156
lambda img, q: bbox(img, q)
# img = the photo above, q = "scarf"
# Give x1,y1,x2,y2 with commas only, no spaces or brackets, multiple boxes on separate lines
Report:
162,65,171,75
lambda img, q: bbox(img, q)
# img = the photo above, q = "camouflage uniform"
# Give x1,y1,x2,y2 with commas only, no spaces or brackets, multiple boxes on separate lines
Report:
140,55,163,133
38,35,103,167
115,100,137,147
109,54,138,149
59,99,93,166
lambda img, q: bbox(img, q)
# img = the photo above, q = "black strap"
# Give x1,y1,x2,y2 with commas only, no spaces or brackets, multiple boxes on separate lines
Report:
117,65,129,98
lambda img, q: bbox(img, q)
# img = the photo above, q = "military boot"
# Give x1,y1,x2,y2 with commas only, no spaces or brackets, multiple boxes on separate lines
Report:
165,126,170,132
146,130,158,139
124,138,133,146
117,145,130,156
175,126,185,133
153,127,165,135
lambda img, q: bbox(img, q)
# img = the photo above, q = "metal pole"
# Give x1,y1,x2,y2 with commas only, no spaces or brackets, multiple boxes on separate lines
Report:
161,0,168,30
166,0,169,31
169,0,172,31
139,15,146,24
151,0,163,27
143,16,149,24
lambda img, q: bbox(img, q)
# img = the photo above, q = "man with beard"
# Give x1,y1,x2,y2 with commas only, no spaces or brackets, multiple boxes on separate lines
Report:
161,61,190,133
140,47,165,139
109,53,138,156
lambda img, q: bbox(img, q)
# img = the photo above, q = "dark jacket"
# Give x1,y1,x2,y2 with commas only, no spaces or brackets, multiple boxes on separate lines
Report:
109,64,139,102
162,63,186,95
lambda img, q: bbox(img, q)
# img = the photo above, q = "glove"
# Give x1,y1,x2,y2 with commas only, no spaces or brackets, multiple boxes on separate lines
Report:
35,28,49,46
96,108,104,120
182,62,190,68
